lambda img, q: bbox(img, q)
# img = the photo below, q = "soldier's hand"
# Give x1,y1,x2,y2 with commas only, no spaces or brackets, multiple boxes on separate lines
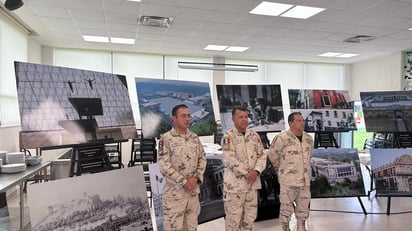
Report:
183,176,198,192
246,169,258,184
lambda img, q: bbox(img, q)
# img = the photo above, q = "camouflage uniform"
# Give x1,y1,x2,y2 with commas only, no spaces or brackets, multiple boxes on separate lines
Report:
268,129,313,224
158,127,206,231
221,127,267,231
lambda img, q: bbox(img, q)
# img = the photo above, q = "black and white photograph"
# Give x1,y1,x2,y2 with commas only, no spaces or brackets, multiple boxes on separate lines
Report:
370,148,412,196
148,156,226,225
15,62,137,149
289,89,356,132
310,148,366,198
0,192,11,231
216,84,284,134
149,163,164,231
27,167,152,231
360,91,412,133
135,78,216,138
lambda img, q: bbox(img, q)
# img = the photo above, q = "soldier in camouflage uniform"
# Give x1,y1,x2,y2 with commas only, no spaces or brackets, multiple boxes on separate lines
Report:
158,104,206,231
268,112,314,231
222,106,267,231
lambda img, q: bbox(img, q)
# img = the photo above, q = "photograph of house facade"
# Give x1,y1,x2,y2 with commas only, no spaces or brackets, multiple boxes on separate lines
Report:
370,149,412,196
310,148,366,197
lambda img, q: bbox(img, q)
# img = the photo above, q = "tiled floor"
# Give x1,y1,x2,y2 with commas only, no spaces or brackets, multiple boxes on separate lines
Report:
198,195,412,231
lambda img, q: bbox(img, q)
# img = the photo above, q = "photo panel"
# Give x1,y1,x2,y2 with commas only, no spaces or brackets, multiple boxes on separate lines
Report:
311,148,366,198
360,91,412,133
370,148,412,196
135,78,216,138
27,167,152,231
216,84,284,134
15,62,137,149
289,89,356,132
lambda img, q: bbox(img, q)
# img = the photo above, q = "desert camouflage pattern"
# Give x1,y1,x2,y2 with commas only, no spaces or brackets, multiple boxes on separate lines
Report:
223,190,258,231
221,127,267,231
162,194,200,231
158,127,206,199
221,127,267,193
158,127,206,231
268,129,313,187
279,185,311,223
268,129,313,223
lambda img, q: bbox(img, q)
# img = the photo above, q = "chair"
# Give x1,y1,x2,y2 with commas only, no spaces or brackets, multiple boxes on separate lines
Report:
104,142,124,168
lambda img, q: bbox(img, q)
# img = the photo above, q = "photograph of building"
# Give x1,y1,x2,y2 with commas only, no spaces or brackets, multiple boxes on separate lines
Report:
360,91,412,133
289,89,356,132
27,167,152,231
135,78,216,138
15,62,137,149
370,149,412,196
310,148,366,197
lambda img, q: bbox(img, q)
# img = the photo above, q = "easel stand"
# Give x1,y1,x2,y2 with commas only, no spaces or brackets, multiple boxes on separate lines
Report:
314,132,339,148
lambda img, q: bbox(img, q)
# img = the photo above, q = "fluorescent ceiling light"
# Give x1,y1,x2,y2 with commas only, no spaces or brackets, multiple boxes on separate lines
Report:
83,35,109,43
318,52,341,57
318,52,360,58
250,1,293,16
126,0,141,2
281,5,325,19
225,46,250,52
408,28,412,31
336,53,360,58
178,62,258,72
204,45,228,51
110,37,135,44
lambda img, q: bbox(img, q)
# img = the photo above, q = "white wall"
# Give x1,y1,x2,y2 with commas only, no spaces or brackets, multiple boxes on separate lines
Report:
350,52,402,101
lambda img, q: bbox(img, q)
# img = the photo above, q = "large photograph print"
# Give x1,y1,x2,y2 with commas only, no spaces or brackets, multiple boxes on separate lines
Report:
310,148,366,198
15,62,137,149
216,84,284,134
135,78,216,138
370,149,412,196
289,89,356,132
360,91,412,133
28,167,152,231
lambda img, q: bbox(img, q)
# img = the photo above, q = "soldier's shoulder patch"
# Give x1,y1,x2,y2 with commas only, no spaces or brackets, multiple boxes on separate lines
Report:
222,137,231,151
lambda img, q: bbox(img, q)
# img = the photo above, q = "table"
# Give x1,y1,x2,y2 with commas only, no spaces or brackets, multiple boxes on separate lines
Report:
0,162,51,230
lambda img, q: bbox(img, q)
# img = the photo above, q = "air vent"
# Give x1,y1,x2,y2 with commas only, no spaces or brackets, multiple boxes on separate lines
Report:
138,15,173,28
344,35,376,43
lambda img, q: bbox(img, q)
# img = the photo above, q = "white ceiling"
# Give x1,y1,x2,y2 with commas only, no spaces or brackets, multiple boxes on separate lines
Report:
4,0,412,64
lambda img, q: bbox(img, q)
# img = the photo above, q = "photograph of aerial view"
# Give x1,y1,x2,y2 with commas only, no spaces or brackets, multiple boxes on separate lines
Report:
135,78,217,138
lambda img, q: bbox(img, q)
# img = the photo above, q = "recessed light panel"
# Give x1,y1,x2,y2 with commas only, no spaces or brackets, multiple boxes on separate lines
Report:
250,1,293,16
336,53,360,58
110,37,135,44
280,5,325,19
318,52,341,57
226,46,250,52
83,35,109,43
204,45,228,51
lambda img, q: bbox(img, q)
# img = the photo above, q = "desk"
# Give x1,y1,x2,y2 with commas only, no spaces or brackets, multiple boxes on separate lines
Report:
0,162,51,230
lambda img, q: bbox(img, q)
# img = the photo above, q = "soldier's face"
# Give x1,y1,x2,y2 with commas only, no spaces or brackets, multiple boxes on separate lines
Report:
232,109,249,132
289,114,305,132
173,107,191,130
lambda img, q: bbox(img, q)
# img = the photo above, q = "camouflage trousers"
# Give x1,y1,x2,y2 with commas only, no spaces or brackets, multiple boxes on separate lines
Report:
162,195,200,231
279,185,311,223
223,190,258,231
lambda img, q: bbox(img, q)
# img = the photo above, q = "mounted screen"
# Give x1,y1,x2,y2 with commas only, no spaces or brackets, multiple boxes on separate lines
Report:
216,84,284,134
360,90,412,133
135,78,216,138
15,61,137,149
288,89,356,132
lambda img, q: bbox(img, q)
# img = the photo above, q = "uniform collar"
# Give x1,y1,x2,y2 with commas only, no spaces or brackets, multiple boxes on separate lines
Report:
171,127,192,137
